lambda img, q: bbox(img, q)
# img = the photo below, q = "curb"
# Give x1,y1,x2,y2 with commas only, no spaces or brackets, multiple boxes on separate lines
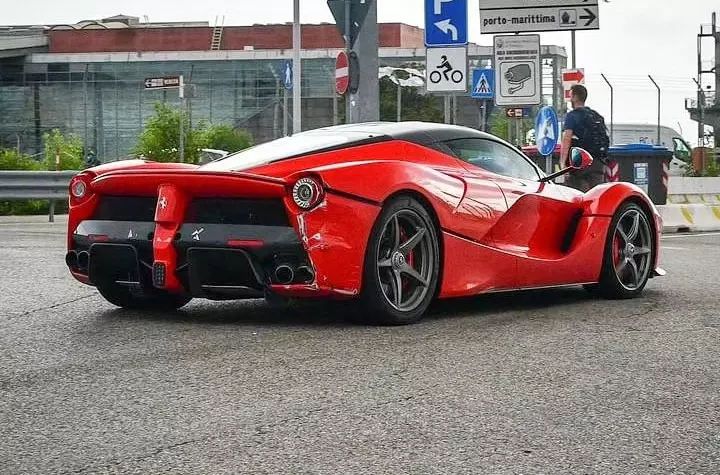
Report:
657,204,720,233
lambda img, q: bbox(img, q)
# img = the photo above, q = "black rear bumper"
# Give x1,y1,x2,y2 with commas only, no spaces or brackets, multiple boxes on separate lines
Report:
68,220,314,300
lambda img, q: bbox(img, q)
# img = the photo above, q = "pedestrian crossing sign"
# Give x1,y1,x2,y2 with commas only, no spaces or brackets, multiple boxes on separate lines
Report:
471,68,494,99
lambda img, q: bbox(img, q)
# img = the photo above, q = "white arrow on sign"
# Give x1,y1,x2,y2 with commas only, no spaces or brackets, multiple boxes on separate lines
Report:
434,0,453,15
434,19,458,41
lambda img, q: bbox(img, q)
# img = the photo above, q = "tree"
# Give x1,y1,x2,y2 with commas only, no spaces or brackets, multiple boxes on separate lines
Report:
199,123,254,153
43,129,84,170
379,76,443,123
490,111,510,141
134,102,205,164
336,66,443,124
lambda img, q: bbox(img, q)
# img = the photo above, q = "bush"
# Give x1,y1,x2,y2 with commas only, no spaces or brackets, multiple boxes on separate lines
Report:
0,148,68,216
134,102,205,163
43,129,84,171
0,149,44,172
199,123,254,153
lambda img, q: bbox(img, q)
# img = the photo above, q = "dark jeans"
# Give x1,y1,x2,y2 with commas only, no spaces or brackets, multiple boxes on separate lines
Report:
564,169,606,192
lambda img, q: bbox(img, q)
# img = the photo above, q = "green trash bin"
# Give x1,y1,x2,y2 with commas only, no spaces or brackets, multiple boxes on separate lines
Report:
606,143,673,205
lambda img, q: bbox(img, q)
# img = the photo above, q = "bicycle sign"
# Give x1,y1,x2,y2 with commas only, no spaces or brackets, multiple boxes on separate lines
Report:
426,46,467,92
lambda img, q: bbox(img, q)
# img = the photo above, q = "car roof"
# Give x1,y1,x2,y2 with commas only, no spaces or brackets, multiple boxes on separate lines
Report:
311,121,498,147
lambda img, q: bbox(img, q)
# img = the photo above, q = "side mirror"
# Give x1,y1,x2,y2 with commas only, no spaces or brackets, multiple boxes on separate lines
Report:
570,147,594,169
540,147,595,183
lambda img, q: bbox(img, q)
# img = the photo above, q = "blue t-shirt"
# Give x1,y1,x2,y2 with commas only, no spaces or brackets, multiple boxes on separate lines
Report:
563,107,592,143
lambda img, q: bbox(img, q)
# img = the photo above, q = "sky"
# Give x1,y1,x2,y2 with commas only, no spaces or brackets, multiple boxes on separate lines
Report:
4,0,718,146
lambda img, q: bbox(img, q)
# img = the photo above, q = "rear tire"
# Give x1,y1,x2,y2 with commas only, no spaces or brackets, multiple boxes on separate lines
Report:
97,283,192,311
591,202,655,299
359,196,440,325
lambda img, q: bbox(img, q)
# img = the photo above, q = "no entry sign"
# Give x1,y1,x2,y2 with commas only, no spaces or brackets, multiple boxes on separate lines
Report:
335,51,349,95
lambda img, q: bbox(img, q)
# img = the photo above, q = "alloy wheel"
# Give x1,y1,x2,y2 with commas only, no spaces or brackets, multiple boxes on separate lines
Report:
376,210,436,313
612,208,653,291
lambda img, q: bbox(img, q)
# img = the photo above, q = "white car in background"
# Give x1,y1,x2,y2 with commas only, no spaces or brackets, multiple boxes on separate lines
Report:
608,123,694,176
198,148,229,164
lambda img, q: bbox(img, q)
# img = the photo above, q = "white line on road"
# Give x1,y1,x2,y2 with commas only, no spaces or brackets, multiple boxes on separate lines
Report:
662,232,720,239
661,246,688,250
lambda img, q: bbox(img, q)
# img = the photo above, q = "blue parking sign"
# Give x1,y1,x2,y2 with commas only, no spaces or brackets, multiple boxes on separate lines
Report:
425,0,468,47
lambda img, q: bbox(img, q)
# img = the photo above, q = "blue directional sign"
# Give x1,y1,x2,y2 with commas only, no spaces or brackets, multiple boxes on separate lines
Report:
281,61,293,90
535,106,560,156
471,68,494,99
425,0,468,47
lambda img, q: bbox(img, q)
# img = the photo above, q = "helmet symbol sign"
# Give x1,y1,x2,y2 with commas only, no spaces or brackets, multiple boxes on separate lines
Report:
425,47,467,93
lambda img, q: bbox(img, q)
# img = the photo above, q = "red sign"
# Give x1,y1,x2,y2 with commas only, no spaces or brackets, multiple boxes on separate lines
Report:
335,51,349,95
562,68,585,100
563,70,585,83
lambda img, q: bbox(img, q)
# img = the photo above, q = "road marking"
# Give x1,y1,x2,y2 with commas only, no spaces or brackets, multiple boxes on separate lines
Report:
662,232,720,239
661,246,687,250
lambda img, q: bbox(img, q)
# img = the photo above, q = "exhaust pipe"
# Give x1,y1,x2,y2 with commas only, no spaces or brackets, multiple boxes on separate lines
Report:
65,251,78,268
274,264,294,285
77,251,89,269
295,265,315,284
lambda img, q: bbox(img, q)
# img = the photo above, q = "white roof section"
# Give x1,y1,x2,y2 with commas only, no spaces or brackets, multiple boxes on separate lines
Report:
26,45,566,63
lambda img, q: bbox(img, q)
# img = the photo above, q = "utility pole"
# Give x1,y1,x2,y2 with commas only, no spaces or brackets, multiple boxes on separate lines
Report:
696,12,717,147
344,0,352,124
694,78,705,147
292,0,301,134
601,73,614,145
179,74,184,163
648,75,660,145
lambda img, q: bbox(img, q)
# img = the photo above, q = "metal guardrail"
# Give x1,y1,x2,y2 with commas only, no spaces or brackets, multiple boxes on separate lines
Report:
0,170,78,222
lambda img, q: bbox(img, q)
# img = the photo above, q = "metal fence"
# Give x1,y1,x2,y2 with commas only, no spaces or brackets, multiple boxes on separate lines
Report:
0,170,76,221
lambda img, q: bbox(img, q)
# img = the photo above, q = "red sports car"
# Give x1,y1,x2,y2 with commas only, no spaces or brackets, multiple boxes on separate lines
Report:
65,122,664,324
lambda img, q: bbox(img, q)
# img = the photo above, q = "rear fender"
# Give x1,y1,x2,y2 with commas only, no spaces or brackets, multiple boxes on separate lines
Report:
305,160,466,228
582,182,659,218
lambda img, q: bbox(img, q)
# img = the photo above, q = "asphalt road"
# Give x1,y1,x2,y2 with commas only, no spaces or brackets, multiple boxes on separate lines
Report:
1,215,718,474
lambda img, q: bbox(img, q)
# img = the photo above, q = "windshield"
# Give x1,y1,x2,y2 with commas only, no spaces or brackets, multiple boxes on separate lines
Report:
200,129,383,171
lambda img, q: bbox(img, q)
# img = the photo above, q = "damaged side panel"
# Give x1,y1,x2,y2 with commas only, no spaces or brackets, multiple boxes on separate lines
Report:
280,193,380,297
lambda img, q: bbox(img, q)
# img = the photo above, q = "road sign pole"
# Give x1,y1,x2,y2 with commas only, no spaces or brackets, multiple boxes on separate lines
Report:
480,100,487,132
396,83,401,122
344,0,351,123
444,96,450,124
292,0,301,134
571,31,576,68
179,75,184,163
283,87,288,136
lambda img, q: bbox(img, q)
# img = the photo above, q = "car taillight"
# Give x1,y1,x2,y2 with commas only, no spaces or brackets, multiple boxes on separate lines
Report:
69,174,93,205
292,176,324,210
70,178,86,198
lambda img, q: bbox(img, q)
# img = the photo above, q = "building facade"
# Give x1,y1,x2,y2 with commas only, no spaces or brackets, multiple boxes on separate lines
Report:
0,16,568,161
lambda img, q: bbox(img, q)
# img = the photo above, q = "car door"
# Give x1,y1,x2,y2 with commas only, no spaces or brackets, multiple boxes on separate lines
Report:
442,138,584,289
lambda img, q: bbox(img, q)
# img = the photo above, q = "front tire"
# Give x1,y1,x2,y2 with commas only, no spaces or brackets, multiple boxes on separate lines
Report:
359,196,441,325
97,283,192,311
591,202,655,299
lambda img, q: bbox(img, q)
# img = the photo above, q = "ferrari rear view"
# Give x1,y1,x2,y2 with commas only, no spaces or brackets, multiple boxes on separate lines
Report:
65,163,337,311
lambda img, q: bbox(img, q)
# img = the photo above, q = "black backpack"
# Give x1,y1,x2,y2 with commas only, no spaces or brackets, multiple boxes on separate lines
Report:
576,107,610,164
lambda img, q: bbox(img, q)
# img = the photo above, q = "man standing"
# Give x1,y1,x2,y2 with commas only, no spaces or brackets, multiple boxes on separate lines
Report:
560,85,610,191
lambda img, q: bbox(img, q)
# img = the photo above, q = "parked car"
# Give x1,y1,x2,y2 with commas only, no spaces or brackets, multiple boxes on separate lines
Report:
64,122,664,324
